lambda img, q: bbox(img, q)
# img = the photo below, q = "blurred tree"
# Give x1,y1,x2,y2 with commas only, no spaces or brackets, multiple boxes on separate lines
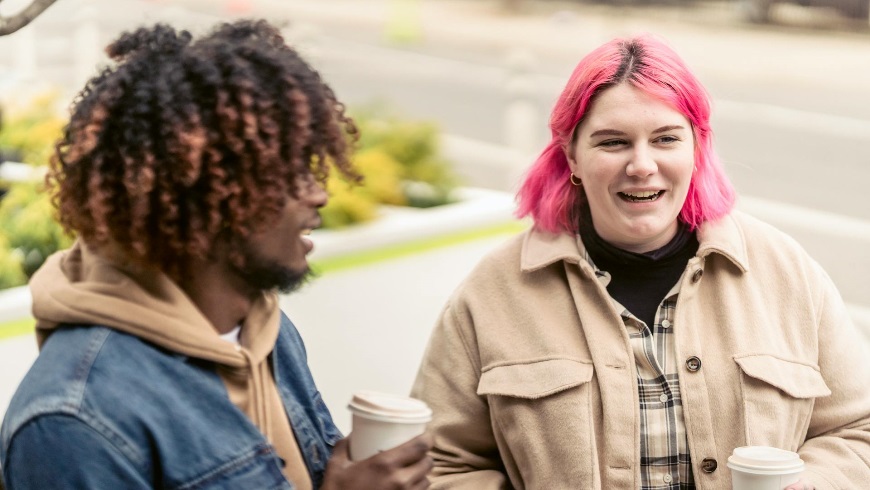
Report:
0,0,58,36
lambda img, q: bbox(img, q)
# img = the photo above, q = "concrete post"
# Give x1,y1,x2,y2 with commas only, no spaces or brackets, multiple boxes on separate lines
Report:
503,48,540,185
72,3,100,91
12,24,37,81
385,0,422,45
285,23,322,67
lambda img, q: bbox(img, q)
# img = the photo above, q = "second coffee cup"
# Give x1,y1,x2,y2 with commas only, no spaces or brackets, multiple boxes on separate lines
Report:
347,391,433,461
727,445,804,490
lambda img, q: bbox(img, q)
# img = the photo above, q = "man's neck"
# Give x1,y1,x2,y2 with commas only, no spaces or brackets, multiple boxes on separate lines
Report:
180,260,258,335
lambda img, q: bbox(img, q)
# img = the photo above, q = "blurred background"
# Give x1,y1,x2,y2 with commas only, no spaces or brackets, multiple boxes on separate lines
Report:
0,0,868,431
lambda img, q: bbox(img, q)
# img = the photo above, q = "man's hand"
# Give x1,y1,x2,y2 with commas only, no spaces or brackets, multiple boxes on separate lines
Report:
784,477,815,490
321,432,434,489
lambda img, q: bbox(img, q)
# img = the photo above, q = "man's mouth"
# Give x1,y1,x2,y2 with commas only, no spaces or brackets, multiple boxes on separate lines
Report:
618,190,664,203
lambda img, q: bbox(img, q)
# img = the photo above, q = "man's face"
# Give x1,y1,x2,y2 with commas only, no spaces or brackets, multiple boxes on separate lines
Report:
230,173,328,293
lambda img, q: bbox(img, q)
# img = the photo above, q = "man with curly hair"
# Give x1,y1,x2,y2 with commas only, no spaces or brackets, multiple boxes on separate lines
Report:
0,20,432,489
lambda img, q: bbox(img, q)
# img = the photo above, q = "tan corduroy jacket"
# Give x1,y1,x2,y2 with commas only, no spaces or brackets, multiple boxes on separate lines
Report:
411,211,870,490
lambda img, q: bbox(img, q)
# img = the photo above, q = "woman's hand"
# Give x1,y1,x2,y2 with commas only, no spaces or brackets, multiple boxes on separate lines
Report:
783,477,815,490
321,433,434,490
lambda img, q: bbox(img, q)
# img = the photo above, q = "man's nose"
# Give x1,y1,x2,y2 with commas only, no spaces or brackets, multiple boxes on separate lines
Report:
298,173,328,207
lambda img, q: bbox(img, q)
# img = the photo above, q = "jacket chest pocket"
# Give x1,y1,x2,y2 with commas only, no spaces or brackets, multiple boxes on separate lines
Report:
178,449,292,490
734,354,831,450
477,358,595,488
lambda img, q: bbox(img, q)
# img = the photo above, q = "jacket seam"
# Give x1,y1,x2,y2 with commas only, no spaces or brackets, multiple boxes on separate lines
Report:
802,467,839,490
447,302,515,483
813,265,830,338
482,356,592,371
69,326,113,409
447,303,482,376
8,413,149,484
174,443,277,490
732,353,822,371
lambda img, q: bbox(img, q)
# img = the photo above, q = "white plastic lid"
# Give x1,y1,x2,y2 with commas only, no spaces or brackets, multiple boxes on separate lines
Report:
727,446,805,475
348,391,433,424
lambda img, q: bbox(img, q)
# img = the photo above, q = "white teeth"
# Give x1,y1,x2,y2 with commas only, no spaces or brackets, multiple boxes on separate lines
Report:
625,191,659,198
619,191,663,202
300,229,312,236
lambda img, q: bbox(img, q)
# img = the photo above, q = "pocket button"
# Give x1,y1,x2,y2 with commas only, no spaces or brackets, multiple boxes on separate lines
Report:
701,458,718,473
686,356,702,372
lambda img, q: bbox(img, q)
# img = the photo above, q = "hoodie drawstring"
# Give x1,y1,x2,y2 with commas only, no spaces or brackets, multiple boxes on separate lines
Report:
239,347,271,442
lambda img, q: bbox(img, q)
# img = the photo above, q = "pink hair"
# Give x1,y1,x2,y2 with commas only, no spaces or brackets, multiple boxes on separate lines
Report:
515,34,735,234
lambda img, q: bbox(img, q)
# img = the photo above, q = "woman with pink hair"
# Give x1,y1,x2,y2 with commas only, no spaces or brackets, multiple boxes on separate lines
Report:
412,35,869,489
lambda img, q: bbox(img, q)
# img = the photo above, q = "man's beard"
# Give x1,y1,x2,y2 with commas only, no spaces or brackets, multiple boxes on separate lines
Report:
230,246,315,294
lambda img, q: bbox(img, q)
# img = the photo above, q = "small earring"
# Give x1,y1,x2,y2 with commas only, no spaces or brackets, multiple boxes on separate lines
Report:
569,173,582,187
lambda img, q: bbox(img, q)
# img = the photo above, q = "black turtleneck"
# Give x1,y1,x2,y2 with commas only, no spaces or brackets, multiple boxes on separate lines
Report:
578,204,699,329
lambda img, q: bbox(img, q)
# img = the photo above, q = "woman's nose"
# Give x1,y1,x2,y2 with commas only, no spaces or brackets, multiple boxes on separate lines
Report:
626,145,657,177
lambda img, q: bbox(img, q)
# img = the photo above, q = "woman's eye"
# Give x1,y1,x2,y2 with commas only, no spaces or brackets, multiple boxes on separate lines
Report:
656,135,679,144
599,139,626,148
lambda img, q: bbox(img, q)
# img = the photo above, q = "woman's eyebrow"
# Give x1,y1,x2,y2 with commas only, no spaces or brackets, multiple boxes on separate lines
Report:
588,129,626,138
652,125,686,134
589,125,686,138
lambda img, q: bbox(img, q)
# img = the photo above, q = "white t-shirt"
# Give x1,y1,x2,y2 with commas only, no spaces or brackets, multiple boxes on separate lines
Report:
219,325,242,344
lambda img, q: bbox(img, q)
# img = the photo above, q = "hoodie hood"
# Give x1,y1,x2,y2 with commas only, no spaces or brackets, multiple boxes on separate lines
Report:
29,241,279,368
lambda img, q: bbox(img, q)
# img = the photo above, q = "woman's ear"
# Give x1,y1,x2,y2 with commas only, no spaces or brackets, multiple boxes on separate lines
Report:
565,149,578,174
562,143,575,165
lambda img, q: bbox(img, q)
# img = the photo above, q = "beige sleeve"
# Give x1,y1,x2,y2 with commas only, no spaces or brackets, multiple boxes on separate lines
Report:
798,269,870,490
410,303,512,490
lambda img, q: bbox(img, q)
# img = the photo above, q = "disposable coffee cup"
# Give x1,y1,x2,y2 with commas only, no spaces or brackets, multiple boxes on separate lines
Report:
347,391,432,461
727,446,804,490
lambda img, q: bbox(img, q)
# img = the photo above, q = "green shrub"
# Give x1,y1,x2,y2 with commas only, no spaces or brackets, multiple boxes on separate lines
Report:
0,182,73,279
0,235,26,289
0,92,64,167
319,108,459,229
355,111,457,202
319,184,377,229
0,92,69,287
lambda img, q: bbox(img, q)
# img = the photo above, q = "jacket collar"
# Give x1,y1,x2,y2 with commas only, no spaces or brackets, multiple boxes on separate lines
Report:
521,211,749,274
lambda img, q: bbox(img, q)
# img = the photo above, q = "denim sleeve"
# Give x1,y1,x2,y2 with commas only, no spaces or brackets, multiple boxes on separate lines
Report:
3,414,150,489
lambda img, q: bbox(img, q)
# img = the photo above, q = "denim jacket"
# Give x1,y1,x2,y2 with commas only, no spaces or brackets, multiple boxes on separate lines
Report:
0,313,342,489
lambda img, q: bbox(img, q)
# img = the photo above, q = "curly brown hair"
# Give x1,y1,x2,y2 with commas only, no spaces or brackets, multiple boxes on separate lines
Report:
48,20,359,279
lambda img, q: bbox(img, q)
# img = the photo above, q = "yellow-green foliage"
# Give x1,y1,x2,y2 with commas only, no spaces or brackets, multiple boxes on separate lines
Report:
355,112,457,208
0,235,26,289
350,148,407,206
320,148,408,228
319,109,459,228
0,92,64,166
0,182,73,279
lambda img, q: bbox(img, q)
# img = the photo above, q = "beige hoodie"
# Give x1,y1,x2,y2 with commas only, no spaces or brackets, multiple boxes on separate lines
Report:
29,242,311,489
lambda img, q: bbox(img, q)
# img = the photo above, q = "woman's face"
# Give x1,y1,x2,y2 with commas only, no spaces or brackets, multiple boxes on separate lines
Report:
569,83,695,253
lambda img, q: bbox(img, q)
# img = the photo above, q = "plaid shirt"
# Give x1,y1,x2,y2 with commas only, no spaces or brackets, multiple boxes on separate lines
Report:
579,240,695,489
